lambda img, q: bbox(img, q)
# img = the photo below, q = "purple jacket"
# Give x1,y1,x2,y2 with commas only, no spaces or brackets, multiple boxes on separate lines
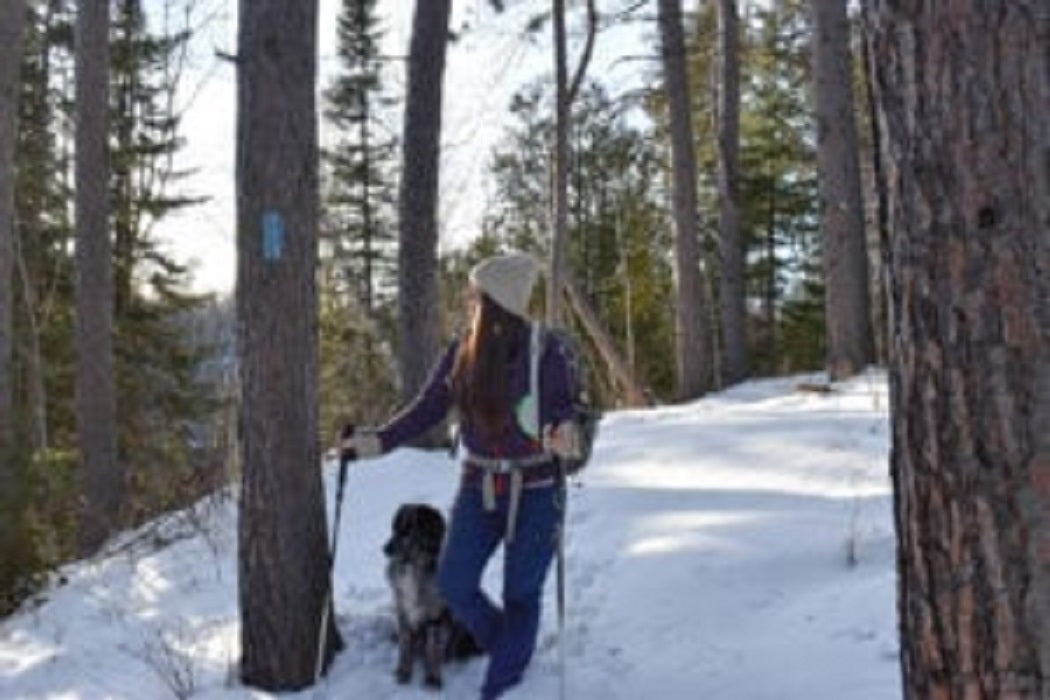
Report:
377,331,574,459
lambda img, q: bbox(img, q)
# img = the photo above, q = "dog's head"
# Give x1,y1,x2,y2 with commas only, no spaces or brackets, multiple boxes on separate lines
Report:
383,503,446,563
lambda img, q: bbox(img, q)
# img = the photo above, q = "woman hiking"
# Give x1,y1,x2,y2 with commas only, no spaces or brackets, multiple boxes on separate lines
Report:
342,251,581,699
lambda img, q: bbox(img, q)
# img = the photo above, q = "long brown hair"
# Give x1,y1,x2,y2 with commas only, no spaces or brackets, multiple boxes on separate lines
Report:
450,293,529,440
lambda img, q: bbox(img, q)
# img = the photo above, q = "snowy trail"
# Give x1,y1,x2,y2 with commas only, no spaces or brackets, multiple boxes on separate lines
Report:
542,378,897,700
0,371,902,699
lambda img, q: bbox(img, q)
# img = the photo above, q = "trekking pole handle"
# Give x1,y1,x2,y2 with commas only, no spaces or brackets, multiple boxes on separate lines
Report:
339,423,358,463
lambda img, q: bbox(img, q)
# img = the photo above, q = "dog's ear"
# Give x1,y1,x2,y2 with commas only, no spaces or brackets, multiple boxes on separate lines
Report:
420,507,446,537
392,504,412,533
418,508,446,553
385,505,413,557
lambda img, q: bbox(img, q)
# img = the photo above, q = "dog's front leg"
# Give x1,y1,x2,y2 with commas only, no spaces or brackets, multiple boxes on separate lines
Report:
394,616,413,684
423,621,445,689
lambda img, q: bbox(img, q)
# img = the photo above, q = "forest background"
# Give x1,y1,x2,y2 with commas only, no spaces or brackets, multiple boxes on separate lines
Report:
1,0,874,615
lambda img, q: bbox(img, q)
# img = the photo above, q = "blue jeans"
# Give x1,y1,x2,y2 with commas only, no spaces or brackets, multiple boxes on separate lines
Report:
438,482,563,699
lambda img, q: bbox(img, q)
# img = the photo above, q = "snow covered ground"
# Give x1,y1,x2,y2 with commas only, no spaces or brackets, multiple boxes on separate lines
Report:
0,370,901,699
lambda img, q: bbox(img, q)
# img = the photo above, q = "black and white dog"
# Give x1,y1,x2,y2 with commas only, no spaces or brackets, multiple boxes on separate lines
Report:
383,503,480,688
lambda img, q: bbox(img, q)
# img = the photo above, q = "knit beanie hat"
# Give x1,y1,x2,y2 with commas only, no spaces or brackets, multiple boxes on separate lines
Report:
469,252,541,319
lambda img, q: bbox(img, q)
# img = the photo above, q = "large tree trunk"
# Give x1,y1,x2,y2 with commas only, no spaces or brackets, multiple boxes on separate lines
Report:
0,0,27,604
397,0,450,446
110,0,140,318
859,0,890,368
546,0,595,328
810,0,873,380
0,0,24,464
546,0,644,408
657,0,710,401
547,0,571,327
868,2,1050,697
75,0,120,555
16,2,53,459
236,0,336,688
715,0,748,386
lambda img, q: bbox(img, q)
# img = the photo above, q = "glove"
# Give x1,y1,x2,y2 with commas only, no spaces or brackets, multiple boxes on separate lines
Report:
542,420,581,459
340,426,383,460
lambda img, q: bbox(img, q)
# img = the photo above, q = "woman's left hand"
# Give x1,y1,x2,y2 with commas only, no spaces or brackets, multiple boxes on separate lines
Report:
340,427,382,460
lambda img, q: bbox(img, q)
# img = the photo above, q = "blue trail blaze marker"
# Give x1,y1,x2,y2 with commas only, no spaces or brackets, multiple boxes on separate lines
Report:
263,210,284,262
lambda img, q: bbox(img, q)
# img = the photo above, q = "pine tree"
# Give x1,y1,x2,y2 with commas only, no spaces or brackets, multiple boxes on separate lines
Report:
670,0,826,376
396,0,451,445
14,0,78,571
658,0,712,400
738,0,821,374
482,80,676,400
317,262,397,437
483,85,553,254
321,0,397,314
74,0,119,555
236,0,334,687
6,0,222,586
108,0,218,523
0,0,30,615
808,0,873,379
869,3,1050,694
0,0,24,460
18,0,77,442
715,0,749,385
318,0,399,433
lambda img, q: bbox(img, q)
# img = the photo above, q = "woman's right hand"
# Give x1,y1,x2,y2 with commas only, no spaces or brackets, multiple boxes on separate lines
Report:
542,420,582,459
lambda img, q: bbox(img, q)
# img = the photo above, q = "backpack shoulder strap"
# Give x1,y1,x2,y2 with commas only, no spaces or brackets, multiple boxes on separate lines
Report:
530,322,544,444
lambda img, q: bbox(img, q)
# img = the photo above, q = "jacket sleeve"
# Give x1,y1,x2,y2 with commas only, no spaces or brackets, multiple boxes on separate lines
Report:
377,340,458,452
540,334,575,429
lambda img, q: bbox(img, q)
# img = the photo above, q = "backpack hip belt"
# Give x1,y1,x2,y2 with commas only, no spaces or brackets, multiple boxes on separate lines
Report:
465,452,552,473
464,450,553,542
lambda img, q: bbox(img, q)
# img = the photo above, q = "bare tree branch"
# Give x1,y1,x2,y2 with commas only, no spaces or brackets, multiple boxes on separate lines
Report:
566,0,598,106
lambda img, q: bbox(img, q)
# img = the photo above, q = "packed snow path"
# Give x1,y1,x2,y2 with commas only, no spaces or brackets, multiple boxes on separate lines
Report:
0,371,900,699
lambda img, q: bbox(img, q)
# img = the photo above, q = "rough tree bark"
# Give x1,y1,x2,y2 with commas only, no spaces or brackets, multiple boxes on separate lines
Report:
75,0,120,555
715,0,748,386
657,0,710,400
868,2,1050,696
547,0,571,327
236,0,337,688
0,0,24,463
397,0,450,445
546,0,595,327
0,0,27,602
810,0,874,380
859,1,890,367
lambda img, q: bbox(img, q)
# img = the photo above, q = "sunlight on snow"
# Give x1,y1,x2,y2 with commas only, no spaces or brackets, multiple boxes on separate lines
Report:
624,511,763,558
0,630,55,676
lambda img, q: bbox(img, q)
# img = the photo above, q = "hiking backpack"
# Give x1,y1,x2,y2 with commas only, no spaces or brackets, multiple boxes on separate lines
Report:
529,323,601,475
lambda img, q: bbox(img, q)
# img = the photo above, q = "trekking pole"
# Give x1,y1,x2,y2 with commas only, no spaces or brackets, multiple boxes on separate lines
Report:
314,425,355,684
555,458,568,700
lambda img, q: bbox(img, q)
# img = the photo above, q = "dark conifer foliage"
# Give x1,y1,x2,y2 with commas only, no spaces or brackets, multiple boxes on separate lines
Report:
318,0,400,433
3,0,223,609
